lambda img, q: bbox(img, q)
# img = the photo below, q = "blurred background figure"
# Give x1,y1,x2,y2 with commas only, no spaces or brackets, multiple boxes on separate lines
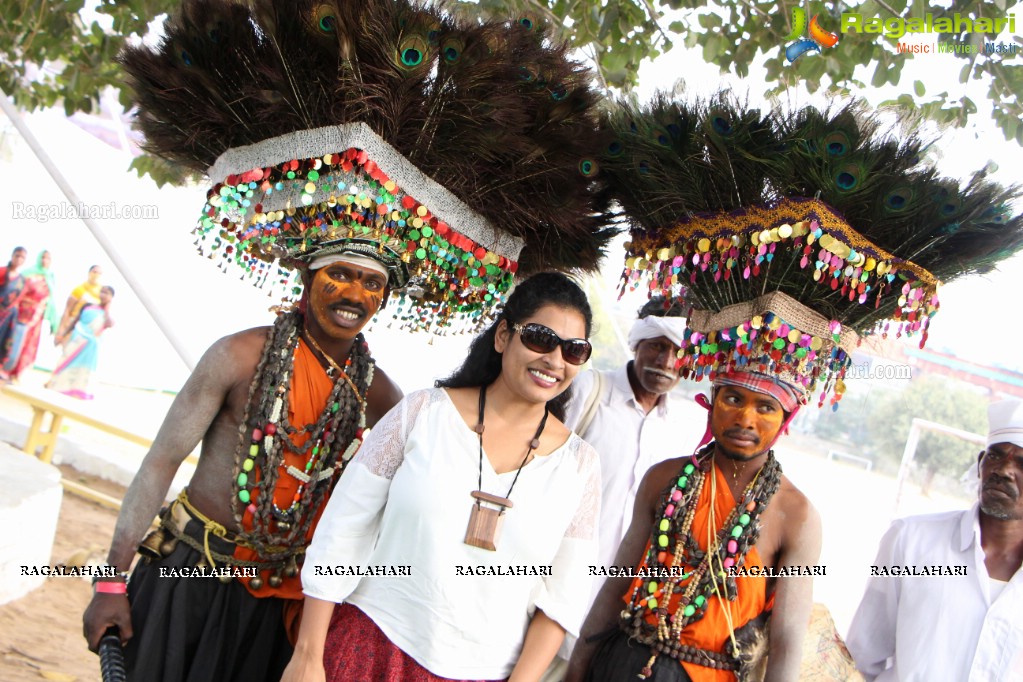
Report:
0,246,29,382
56,264,102,345
0,250,59,382
47,285,115,399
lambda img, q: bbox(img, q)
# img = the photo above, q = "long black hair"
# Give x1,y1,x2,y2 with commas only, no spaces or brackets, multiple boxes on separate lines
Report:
436,271,593,421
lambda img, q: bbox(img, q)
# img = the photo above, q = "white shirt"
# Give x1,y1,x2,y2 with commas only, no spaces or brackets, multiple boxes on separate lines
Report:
846,504,1023,681
564,366,705,572
302,388,601,679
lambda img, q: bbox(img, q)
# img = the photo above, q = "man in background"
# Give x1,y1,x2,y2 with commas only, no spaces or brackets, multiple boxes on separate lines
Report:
847,398,1023,680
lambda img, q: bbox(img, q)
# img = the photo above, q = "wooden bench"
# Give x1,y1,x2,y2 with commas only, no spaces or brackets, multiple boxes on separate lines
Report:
2,384,197,467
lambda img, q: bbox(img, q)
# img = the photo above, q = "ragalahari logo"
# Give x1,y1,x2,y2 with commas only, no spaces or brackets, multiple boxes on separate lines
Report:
785,7,840,62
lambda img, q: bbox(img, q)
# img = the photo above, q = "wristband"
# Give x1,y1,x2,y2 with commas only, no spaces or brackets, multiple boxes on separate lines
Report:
95,581,129,595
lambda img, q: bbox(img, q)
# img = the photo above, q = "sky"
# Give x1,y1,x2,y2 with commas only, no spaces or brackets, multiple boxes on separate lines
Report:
3,5,1023,395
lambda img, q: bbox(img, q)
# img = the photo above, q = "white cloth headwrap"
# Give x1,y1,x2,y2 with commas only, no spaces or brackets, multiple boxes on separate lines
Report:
628,316,687,350
308,254,389,283
987,399,1023,449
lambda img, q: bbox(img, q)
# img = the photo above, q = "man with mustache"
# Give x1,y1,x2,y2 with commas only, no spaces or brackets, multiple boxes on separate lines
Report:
83,244,404,679
568,369,822,682
545,298,698,678
846,399,1023,681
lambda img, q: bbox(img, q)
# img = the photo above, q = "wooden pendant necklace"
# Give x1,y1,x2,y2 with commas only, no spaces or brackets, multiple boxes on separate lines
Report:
464,384,549,551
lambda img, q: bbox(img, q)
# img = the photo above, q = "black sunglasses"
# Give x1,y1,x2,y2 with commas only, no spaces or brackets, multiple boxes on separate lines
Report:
511,322,592,365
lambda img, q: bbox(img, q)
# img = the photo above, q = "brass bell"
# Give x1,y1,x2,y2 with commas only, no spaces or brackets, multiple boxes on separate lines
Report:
196,557,209,570
268,573,283,588
159,538,179,557
283,557,299,578
218,571,234,584
138,528,167,559
249,575,264,590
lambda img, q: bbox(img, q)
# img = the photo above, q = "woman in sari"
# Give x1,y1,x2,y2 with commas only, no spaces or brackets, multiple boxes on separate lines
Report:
1,250,59,381
46,285,115,399
0,246,28,382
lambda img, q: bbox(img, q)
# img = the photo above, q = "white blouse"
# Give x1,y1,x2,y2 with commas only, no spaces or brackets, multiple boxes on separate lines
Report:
302,388,602,679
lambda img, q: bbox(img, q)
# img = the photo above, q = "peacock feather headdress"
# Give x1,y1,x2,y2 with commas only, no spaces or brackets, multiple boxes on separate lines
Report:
119,0,614,331
601,93,1023,406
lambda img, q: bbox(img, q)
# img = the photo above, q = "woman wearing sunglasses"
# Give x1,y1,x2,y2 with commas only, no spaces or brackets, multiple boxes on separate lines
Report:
283,271,601,682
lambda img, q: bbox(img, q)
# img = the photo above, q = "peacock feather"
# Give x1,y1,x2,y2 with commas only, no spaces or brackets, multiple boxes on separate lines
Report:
119,0,615,279
600,93,1023,404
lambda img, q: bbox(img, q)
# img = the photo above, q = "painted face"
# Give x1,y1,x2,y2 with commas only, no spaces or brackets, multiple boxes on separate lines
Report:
633,335,681,396
307,262,387,340
88,266,102,285
494,304,587,405
11,249,27,269
710,385,786,460
979,443,1023,521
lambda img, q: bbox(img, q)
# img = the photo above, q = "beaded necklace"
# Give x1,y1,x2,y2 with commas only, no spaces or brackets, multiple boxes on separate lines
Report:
230,311,374,572
621,444,782,678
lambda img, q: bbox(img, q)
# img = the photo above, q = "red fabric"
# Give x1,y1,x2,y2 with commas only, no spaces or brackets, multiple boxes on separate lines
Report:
233,339,336,600
712,369,801,412
324,603,507,682
624,463,769,682
11,276,51,378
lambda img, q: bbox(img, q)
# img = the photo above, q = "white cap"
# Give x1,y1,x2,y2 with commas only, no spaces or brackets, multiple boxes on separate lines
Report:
308,253,389,284
987,399,1023,449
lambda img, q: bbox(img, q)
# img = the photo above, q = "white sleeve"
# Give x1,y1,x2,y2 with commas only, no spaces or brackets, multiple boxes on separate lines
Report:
301,389,433,602
533,438,602,637
846,520,905,681
562,369,596,432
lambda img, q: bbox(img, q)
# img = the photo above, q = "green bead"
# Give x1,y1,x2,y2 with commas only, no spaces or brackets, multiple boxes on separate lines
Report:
238,490,250,504
694,595,706,607
647,597,658,609
659,519,670,532
331,402,340,413
684,463,695,475
678,476,688,488
658,534,669,548
739,513,751,526
683,605,696,617
647,581,657,594
242,459,254,472
249,444,259,456
731,525,743,538
237,473,248,487
312,445,320,456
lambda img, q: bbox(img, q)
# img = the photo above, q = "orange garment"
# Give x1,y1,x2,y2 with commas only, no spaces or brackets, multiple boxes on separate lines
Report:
233,339,337,601
624,462,770,682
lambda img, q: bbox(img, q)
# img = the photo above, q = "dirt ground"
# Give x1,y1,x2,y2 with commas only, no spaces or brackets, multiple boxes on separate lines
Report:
0,467,122,682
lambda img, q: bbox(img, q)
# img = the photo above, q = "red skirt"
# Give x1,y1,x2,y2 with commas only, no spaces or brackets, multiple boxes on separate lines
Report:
324,602,508,682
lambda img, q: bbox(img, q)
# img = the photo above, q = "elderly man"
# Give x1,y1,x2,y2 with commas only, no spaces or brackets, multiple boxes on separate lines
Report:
567,370,822,682
565,297,700,577
846,399,1023,681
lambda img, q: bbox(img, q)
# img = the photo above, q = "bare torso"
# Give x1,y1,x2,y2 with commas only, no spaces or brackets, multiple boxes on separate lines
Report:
183,326,401,531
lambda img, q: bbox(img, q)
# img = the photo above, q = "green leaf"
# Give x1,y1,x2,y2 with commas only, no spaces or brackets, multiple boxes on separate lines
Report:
960,63,972,83
913,80,925,96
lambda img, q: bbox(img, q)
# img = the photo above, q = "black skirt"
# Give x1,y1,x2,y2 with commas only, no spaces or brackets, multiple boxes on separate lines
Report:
123,513,294,682
585,630,694,682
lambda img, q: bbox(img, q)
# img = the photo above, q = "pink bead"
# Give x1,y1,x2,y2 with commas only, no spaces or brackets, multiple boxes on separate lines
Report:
664,504,675,517
727,540,738,554
252,428,263,442
247,504,257,515
671,490,683,502
723,557,735,568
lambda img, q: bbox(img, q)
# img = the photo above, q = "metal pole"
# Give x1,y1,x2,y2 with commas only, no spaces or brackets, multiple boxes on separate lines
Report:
0,90,197,371
892,417,985,517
